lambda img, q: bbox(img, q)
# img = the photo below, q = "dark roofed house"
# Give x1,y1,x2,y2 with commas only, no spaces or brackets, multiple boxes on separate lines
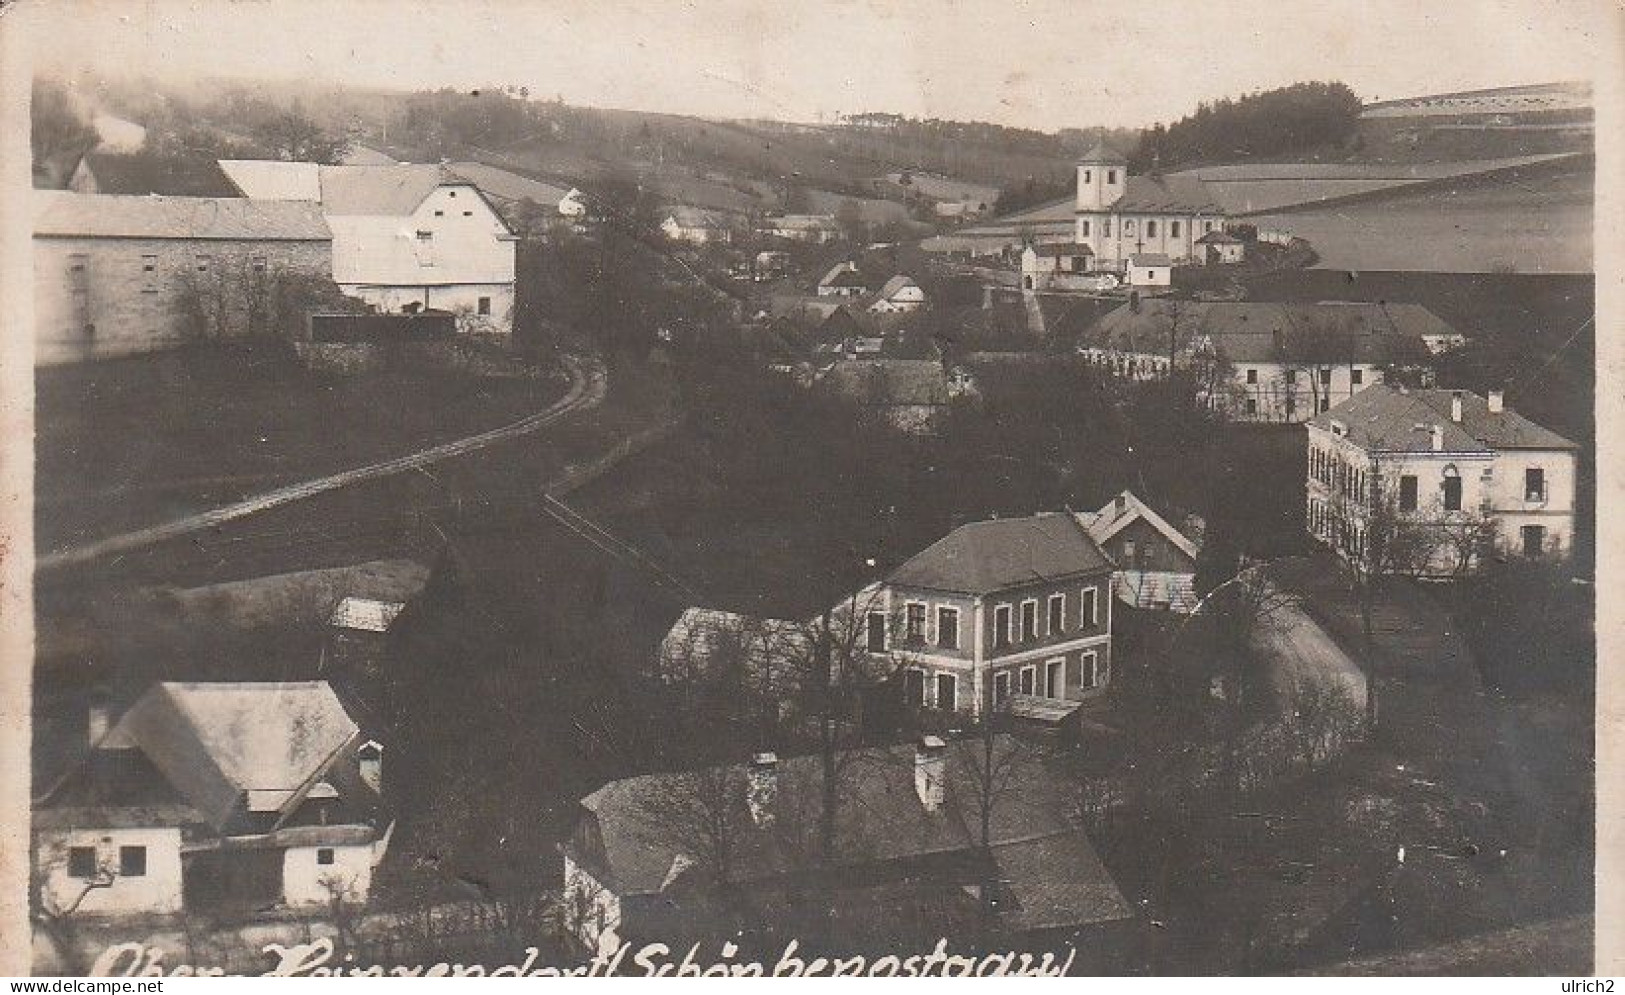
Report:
817,358,955,434
69,153,243,198
560,735,1132,951
33,681,390,917
864,512,1117,721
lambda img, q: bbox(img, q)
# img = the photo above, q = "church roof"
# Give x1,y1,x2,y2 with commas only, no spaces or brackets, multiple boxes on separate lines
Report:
1076,138,1128,164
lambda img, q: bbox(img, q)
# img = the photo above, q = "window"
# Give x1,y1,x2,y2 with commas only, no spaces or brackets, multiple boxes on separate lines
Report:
1107,169,1117,184
1081,587,1098,627
1146,220,1158,237
1285,369,1297,384
937,607,959,649
1046,658,1065,699
1319,367,1332,385
866,611,887,653
1020,601,1038,642
1121,539,1137,567
1317,397,1331,414
1171,220,1181,237
1399,475,1419,511
1019,665,1036,695
1203,220,1214,232
141,254,157,273
993,605,1012,649
68,254,88,274
1082,651,1101,689
1245,398,1258,416
1080,219,1090,237
1047,594,1064,635
1083,169,1092,184
463,210,473,217
1245,368,1258,384
936,673,957,712
905,602,926,644
67,847,97,878
904,669,925,707
477,296,492,316
195,255,211,273
1443,473,1462,512
994,672,1011,703
434,210,445,217
317,848,335,866
1102,218,1112,237
416,230,434,241
1525,468,1546,502
1351,368,1364,386
448,190,457,198
1521,525,1546,558
119,846,147,877
1124,219,1136,235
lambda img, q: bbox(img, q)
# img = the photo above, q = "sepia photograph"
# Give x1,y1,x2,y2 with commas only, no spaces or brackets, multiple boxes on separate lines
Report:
3,0,1618,978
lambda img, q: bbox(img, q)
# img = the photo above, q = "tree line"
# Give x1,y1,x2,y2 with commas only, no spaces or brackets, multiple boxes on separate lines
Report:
1129,81,1364,171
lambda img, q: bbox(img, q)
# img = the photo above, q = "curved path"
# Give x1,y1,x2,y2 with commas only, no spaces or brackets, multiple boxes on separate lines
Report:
38,355,608,573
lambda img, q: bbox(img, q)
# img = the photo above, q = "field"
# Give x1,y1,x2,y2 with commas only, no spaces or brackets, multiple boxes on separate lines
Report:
36,343,570,551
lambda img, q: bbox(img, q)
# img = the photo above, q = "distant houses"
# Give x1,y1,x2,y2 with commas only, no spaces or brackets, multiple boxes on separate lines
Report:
34,681,390,917
1306,385,1578,574
32,192,334,364
817,358,955,434
866,274,927,313
759,213,841,244
660,206,733,246
816,260,869,298
221,161,519,338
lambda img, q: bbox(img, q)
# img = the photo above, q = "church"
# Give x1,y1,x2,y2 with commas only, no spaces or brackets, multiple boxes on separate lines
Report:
1072,140,1228,270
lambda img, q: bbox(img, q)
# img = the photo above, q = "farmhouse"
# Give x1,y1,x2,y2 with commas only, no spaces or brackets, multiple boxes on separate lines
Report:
817,358,955,434
759,213,841,243
816,260,869,297
34,681,390,918
1073,139,1227,269
559,736,1131,949
1306,385,1579,575
1079,300,1445,422
1077,491,1202,612
862,512,1116,720
32,192,333,365
1195,228,1245,265
660,206,733,245
220,161,518,337
866,274,927,313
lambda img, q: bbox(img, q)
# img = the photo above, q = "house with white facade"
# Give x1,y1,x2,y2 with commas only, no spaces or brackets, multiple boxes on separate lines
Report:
1079,300,1445,422
1195,229,1245,265
1072,139,1227,270
33,681,390,918
1125,254,1172,288
1306,385,1579,575
863,512,1116,722
1077,491,1202,612
760,213,841,243
816,260,869,297
220,161,518,338
866,274,927,313
660,206,732,246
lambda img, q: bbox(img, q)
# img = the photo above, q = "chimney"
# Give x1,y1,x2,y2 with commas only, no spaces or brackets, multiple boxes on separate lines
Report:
915,736,946,812
87,701,110,747
1450,391,1463,423
1114,493,1128,517
1488,389,1504,414
1431,424,1444,452
358,740,384,794
747,752,778,826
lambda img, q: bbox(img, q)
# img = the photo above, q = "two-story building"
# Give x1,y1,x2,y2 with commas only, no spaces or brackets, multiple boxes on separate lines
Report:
220,161,518,338
1072,139,1227,270
1306,385,1579,574
862,512,1116,719
33,192,334,364
1079,300,1446,422
33,681,390,918
1077,491,1202,612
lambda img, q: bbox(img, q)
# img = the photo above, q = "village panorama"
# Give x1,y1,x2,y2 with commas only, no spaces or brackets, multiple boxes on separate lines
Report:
20,2,1599,978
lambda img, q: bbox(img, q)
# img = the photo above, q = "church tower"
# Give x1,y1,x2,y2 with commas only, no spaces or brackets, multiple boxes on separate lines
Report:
1074,136,1127,212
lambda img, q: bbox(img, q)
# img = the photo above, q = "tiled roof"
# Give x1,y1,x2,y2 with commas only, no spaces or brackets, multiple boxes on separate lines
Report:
218,159,323,200
318,164,450,215
79,153,242,197
877,274,919,299
1077,490,1200,561
1083,301,1444,365
1076,138,1128,164
887,512,1113,595
664,205,729,229
1195,229,1242,244
100,681,360,828
569,736,1131,930
1033,241,1093,257
1128,253,1173,266
1308,384,1577,452
1106,173,1225,214
445,161,571,205
34,191,331,241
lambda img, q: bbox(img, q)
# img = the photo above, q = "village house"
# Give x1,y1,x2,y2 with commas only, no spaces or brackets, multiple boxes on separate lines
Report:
1073,139,1227,270
1195,228,1246,265
1077,491,1202,612
1306,385,1579,575
816,358,956,434
866,274,927,314
862,512,1116,723
759,213,842,244
1125,254,1172,288
660,206,733,246
816,260,869,297
559,736,1131,950
33,681,390,918
32,192,333,365
220,161,518,338
1018,242,1119,292
1079,300,1445,422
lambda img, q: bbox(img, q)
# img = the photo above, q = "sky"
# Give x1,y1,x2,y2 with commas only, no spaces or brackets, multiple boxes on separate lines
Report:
23,0,1614,130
